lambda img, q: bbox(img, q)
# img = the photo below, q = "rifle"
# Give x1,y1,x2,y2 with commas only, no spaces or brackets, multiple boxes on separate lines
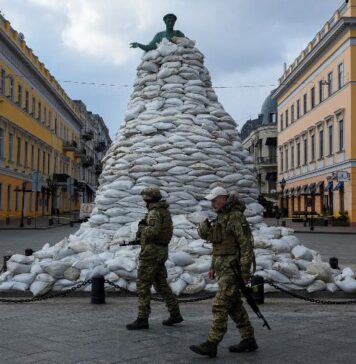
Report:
119,238,141,247
230,261,271,330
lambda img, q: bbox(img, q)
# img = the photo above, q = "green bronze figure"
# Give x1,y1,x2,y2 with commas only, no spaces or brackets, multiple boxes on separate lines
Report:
130,13,185,52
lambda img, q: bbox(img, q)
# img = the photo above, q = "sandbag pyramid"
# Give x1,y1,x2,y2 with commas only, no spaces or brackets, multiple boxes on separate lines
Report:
1,37,355,296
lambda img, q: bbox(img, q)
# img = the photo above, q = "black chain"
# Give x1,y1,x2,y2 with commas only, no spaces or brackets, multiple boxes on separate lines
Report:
267,282,356,305
104,280,216,303
0,280,91,303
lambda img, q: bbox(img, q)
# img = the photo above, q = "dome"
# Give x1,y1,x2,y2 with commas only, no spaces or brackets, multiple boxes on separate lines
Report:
261,91,277,125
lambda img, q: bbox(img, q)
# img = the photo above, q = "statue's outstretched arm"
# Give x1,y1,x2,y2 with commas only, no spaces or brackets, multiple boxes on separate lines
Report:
130,33,161,52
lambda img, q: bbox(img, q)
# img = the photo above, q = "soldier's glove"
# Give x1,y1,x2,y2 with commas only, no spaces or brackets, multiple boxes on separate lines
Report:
138,219,147,226
198,219,212,235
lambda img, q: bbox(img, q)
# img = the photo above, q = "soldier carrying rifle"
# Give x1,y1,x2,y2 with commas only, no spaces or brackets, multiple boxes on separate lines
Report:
190,186,259,358
126,187,183,330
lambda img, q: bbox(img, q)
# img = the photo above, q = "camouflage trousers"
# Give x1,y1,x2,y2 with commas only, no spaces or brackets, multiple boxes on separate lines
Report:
207,256,254,344
137,247,179,319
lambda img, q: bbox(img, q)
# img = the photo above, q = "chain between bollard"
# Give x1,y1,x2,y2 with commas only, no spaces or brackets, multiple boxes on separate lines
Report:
104,279,216,303
0,280,91,303
267,281,356,305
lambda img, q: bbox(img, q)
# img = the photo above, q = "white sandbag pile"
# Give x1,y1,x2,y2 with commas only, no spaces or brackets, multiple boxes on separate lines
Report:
0,37,353,296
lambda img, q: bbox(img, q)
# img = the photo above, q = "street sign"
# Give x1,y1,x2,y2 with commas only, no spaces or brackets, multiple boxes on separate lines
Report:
336,171,350,182
31,171,43,192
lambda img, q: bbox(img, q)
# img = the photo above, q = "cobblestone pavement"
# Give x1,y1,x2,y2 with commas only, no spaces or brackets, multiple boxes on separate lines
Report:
0,296,355,363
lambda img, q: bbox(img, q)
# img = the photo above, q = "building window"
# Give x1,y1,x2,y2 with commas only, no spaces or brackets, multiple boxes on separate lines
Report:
9,76,14,100
25,90,29,112
54,118,58,135
37,148,41,171
285,110,289,127
7,185,11,210
0,68,6,95
8,133,14,162
339,119,344,151
43,151,46,174
285,148,289,171
291,144,294,169
297,142,301,167
44,107,47,125
327,71,333,96
270,113,276,123
280,150,283,172
24,141,28,167
0,183,2,210
38,102,42,122
0,128,4,158
15,188,19,211
328,125,333,155
296,100,300,119
48,153,51,175
319,80,324,103
17,137,21,166
280,114,284,131
338,63,344,89
303,93,307,114
31,145,34,169
18,85,23,108
32,97,36,117
49,111,52,128
319,129,324,159
311,87,315,109
291,105,295,123
311,134,315,161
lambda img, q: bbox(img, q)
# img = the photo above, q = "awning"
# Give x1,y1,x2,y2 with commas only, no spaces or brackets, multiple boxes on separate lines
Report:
314,181,324,194
308,183,316,194
266,172,277,181
294,186,301,196
86,184,97,194
301,184,309,195
333,181,344,191
324,181,333,192
265,137,277,146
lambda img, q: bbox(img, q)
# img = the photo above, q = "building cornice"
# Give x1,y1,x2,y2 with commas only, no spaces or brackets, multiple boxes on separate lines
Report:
272,17,356,101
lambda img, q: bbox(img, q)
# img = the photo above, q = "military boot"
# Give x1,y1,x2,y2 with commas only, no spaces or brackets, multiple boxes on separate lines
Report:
189,341,217,358
162,312,184,326
229,338,258,352
126,318,149,330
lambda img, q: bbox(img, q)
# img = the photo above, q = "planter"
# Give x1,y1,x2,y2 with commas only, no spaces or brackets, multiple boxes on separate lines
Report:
332,220,350,227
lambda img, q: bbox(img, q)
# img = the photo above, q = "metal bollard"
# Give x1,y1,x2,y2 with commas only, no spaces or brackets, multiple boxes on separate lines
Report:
251,275,264,304
91,276,105,304
3,255,11,272
25,249,33,256
329,257,339,270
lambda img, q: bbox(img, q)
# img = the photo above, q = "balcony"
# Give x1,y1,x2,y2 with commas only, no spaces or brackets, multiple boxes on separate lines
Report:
53,173,70,186
74,148,86,158
95,163,103,175
63,140,78,152
82,156,94,167
256,156,277,166
94,141,106,152
81,130,94,141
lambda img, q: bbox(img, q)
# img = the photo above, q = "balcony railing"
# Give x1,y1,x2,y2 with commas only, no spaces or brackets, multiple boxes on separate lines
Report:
256,156,277,165
82,156,94,167
81,130,94,141
63,140,78,152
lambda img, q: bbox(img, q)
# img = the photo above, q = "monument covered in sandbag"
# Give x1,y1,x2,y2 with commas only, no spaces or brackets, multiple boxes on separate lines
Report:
1,16,355,296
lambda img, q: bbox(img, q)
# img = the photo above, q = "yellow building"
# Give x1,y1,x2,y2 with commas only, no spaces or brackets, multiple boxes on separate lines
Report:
0,15,83,221
272,0,356,225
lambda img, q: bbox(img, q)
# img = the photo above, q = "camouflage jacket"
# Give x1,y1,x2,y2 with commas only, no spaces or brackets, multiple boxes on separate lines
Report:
137,200,173,256
198,194,253,278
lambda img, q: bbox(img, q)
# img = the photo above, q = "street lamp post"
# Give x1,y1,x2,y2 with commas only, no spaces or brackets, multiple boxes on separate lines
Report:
279,178,286,218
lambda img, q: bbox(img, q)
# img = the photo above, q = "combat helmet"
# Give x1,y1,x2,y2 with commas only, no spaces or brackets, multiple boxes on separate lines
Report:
141,187,162,202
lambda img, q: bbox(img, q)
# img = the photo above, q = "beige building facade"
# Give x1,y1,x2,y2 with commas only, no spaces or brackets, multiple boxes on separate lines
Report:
272,0,356,225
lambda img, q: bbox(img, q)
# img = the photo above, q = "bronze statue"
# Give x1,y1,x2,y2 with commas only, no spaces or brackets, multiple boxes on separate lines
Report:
130,13,185,52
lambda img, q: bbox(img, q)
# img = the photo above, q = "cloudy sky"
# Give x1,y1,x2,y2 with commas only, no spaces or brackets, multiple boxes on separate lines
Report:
0,0,342,138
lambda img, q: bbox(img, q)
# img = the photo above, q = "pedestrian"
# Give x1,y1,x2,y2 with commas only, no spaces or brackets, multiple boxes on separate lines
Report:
126,187,183,330
190,186,257,357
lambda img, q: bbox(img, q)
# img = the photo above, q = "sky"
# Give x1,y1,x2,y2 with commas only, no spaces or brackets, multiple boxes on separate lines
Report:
0,0,343,139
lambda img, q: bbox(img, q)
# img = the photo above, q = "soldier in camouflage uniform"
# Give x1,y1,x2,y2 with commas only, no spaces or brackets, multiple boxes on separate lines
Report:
126,187,183,330
190,186,257,357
